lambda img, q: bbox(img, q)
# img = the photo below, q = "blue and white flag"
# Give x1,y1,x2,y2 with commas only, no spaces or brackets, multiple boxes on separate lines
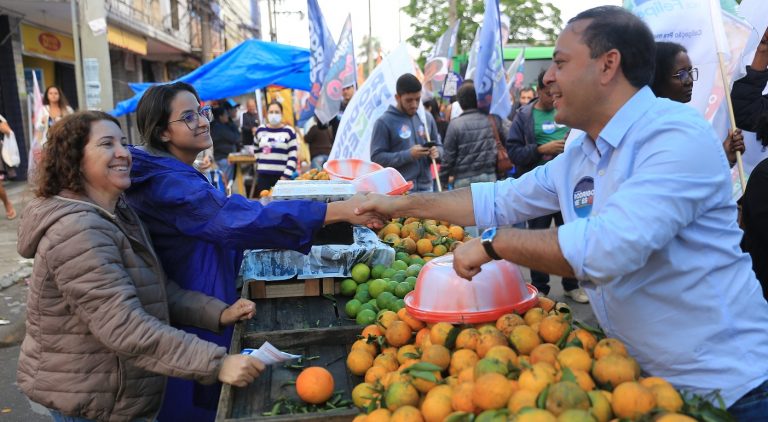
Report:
300,0,337,123
464,27,482,80
424,21,460,95
475,0,511,118
329,44,415,160
315,15,356,124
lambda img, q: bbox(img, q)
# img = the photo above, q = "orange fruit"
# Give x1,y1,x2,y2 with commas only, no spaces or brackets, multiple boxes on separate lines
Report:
386,321,413,347
656,414,698,422
397,308,425,331
538,296,556,312
518,362,558,394
450,348,480,376
611,381,656,419
374,353,399,372
432,244,448,256
414,327,431,349
496,313,526,336
365,365,389,385
385,381,419,411
484,345,518,367
410,370,442,394
377,310,399,330
295,366,334,404
544,381,590,416
401,237,417,254
381,223,401,237
259,189,270,198
557,347,593,372
351,382,379,407
396,344,420,365
587,390,613,422
391,405,423,422
472,373,513,410
649,384,683,413
448,225,464,241
451,382,477,413
347,349,374,376
530,343,561,366
508,388,538,414
591,354,640,389
515,409,557,421
523,308,547,326
416,238,433,255
477,330,508,358
639,376,673,390
420,390,453,422
352,338,379,357
455,328,481,351
593,338,628,360
381,371,408,389
571,369,596,391
566,329,598,356
539,314,570,344
429,322,455,346
421,344,451,371
367,408,392,422
458,367,475,384
509,325,541,355
362,324,384,339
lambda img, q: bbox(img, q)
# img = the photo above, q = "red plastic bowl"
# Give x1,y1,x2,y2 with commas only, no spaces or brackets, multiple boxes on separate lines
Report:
404,254,538,324
352,167,414,196
323,159,383,181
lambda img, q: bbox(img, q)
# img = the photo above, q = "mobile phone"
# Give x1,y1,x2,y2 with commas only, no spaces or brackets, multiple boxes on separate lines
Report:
423,142,437,148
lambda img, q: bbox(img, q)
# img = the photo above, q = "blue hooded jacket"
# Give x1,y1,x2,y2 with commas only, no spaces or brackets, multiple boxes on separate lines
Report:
125,146,326,421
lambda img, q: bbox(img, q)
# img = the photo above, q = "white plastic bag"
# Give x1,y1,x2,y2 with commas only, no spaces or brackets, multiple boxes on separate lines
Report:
1,131,20,167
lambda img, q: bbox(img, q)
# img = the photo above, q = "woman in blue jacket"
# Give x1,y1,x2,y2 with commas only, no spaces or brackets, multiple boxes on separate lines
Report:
126,82,380,421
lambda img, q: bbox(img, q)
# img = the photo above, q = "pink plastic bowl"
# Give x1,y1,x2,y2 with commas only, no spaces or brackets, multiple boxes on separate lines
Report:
404,254,538,324
351,167,414,195
323,159,383,181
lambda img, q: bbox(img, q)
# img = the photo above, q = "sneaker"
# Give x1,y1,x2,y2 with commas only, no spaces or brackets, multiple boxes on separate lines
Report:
564,288,589,304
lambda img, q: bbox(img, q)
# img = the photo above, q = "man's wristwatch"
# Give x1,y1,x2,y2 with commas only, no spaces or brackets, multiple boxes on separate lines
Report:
481,227,502,260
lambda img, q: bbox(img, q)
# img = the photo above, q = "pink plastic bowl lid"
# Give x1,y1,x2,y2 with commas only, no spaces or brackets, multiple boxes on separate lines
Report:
323,159,384,181
351,167,414,196
404,254,538,324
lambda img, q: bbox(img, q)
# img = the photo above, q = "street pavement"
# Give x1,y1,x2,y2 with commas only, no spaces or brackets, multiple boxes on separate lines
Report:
0,179,597,420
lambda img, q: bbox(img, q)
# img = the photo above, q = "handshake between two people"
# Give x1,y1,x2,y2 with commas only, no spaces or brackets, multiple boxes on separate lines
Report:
325,192,404,229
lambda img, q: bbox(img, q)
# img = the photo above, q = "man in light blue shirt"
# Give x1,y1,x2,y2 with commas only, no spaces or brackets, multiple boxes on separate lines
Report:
357,6,768,417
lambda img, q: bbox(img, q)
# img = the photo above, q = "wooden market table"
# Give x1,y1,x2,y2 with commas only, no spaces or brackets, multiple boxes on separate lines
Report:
227,153,257,197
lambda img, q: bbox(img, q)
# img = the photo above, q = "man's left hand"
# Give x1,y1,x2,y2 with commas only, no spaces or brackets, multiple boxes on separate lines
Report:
724,129,745,164
429,146,439,160
220,298,256,326
453,237,493,280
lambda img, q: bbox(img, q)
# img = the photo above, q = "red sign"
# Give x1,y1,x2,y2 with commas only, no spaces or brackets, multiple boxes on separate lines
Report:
38,33,61,52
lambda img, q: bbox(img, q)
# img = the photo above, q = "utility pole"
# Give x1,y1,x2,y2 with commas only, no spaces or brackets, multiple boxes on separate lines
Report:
201,4,212,63
73,0,113,110
367,0,373,75
266,0,276,41
449,0,457,25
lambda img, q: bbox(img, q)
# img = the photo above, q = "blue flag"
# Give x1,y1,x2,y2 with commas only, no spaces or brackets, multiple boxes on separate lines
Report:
475,0,511,118
300,0,337,123
315,14,357,124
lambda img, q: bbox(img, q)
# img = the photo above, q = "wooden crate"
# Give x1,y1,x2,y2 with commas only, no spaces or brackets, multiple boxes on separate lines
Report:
216,296,361,422
245,277,336,299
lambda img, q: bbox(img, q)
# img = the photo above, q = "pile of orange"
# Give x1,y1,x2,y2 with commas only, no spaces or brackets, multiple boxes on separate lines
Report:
347,299,697,422
297,168,331,180
377,218,469,260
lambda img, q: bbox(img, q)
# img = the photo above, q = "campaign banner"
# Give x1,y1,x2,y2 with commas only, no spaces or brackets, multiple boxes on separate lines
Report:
464,27,481,80
329,44,415,161
315,15,356,124
475,0,511,118
299,0,337,123
506,48,525,93
424,21,460,94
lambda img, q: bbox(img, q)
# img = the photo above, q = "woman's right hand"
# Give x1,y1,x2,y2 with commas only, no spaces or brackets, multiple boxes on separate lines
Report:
218,355,265,387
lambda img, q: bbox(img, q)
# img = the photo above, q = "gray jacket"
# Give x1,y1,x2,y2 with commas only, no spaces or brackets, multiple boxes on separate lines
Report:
370,105,443,191
440,109,498,181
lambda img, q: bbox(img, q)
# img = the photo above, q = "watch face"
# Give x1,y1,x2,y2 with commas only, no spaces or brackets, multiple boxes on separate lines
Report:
482,227,496,242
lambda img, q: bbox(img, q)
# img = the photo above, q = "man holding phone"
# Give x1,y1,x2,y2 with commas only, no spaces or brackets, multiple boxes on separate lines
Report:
371,74,443,192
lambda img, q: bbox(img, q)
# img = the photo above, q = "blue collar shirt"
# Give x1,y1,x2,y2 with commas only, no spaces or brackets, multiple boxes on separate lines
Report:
471,86,768,405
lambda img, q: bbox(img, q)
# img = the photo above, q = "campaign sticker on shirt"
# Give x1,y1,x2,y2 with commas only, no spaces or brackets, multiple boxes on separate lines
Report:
398,124,412,139
572,176,594,218
542,121,557,134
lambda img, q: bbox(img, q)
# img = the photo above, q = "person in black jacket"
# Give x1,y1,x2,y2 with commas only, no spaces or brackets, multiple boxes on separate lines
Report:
732,25,768,300
211,106,241,181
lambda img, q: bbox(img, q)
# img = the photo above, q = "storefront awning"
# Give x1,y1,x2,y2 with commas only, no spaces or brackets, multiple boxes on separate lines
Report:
107,25,147,56
20,23,75,63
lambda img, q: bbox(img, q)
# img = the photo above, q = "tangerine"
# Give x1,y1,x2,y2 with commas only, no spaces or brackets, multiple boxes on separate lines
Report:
391,405,423,422
347,349,374,376
295,367,334,404
496,313,526,336
593,338,628,360
473,373,513,411
611,381,656,419
385,320,412,347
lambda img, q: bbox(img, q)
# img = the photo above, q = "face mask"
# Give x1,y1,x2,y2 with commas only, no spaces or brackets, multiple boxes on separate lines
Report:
268,113,282,125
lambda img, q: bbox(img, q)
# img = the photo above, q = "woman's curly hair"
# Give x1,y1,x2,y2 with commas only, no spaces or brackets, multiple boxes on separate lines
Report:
34,111,121,198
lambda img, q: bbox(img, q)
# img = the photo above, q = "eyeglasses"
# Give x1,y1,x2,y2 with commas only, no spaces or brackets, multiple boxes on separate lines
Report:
168,105,212,130
672,68,698,82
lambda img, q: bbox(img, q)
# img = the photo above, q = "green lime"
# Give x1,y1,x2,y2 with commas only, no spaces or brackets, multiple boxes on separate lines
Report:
395,251,410,262
392,270,407,283
356,308,377,325
410,257,426,267
350,263,371,283
371,263,387,280
381,268,397,279
359,303,376,314
357,282,369,291
391,260,409,272
340,279,358,296
344,299,362,318
369,278,389,299
376,292,395,310
394,299,406,311
387,280,399,293
367,299,379,312
406,264,423,277
354,289,371,303
394,281,411,298
405,276,417,289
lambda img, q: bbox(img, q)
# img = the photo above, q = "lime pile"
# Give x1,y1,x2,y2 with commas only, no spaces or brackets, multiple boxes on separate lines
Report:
343,254,425,326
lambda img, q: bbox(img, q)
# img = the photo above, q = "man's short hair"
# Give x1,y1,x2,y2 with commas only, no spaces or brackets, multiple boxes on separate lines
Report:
396,73,422,95
456,82,477,111
569,6,656,88
519,87,535,96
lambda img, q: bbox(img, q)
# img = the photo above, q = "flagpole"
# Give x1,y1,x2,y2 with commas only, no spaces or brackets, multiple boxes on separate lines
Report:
716,52,747,193
424,127,442,192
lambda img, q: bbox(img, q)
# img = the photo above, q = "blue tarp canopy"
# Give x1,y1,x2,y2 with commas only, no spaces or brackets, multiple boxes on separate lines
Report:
111,39,310,116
